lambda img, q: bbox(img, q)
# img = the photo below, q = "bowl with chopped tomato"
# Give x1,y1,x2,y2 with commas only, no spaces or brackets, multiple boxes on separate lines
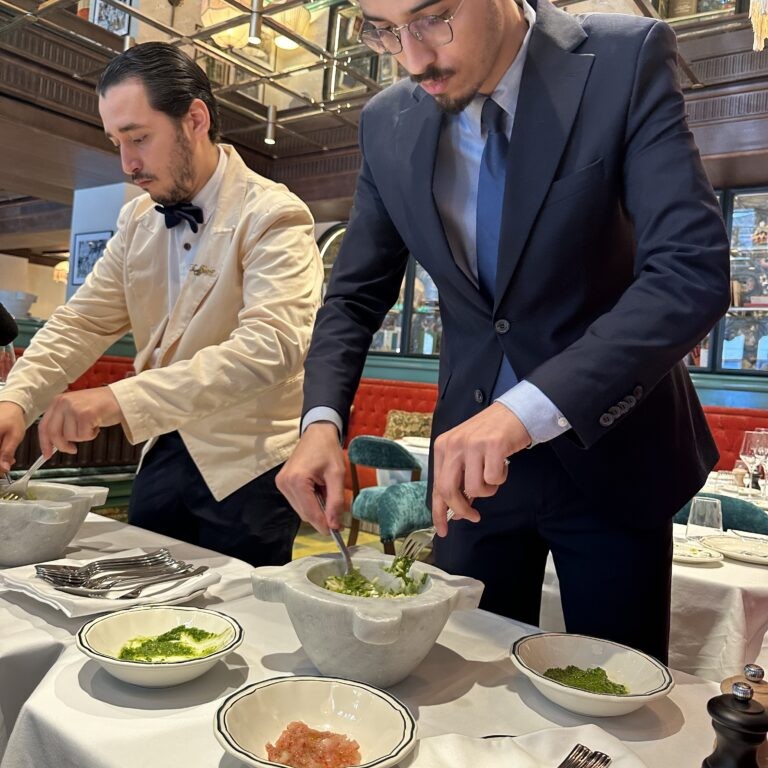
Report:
251,550,483,687
214,675,417,768
511,632,674,717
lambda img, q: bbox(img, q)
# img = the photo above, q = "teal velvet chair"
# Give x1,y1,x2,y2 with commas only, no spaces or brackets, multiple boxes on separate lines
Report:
674,492,768,535
347,435,432,555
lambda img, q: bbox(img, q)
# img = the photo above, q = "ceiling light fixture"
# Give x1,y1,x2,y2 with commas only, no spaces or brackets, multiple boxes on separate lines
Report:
272,5,310,50
264,104,277,145
248,0,263,44
201,0,249,49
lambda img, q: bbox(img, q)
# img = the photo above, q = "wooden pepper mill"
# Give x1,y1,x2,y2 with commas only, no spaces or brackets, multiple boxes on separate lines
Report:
720,665,768,767
703,680,768,767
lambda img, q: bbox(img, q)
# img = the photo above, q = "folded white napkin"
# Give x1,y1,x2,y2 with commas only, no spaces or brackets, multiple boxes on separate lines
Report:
0,549,221,618
400,725,647,768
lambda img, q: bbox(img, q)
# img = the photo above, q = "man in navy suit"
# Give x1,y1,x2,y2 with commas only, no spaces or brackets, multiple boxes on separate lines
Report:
278,0,730,662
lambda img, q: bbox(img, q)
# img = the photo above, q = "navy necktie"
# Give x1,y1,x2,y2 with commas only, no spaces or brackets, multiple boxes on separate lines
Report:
155,201,204,234
476,98,518,397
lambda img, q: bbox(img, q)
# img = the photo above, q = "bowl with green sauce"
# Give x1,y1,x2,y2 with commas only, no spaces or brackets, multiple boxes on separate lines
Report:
76,605,243,687
511,632,674,717
252,550,483,687
0,482,108,567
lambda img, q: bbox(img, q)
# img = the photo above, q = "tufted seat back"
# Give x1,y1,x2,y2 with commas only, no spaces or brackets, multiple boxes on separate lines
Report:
702,406,768,470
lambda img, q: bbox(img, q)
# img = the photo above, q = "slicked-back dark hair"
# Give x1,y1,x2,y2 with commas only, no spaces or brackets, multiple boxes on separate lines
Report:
97,42,220,142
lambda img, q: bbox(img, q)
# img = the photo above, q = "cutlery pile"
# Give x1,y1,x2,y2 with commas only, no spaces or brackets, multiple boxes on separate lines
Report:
34,549,208,598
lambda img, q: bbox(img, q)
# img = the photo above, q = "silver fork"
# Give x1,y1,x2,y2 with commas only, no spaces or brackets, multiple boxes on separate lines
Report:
584,752,611,767
314,491,353,575
35,549,174,585
0,451,55,501
51,565,208,599
400,509,455,561
556,744,591,768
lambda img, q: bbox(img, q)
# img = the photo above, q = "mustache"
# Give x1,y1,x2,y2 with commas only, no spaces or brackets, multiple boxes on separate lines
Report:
411,66,455,84
131,173,155,183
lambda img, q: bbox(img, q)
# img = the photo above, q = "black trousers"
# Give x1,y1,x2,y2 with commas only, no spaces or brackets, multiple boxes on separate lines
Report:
128,432,299,567
433,443,673,663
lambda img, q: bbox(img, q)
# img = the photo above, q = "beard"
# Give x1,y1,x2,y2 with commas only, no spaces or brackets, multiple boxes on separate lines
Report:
135,124,196,206
410,1,505,114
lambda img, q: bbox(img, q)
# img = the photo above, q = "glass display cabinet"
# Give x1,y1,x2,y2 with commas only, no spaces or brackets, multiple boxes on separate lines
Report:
320,188,768,382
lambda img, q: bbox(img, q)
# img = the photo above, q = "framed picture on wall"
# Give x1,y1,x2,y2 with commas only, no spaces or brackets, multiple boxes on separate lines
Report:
72,231,112,286
90,0,132,37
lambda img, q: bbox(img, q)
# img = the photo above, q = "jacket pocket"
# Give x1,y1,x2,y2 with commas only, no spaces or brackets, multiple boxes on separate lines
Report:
543,158,604,208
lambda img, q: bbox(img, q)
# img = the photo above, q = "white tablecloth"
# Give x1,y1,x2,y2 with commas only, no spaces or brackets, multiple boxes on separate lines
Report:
0,514,255,760
1,596,722,768
541,524,768,682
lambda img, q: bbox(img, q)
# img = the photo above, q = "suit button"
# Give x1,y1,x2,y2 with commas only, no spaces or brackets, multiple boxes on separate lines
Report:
633,385,643,399
495,319,511,334
625,395,637,407
599,413,614,427
617,401,631,415
609,405,622,418
474,389,485,404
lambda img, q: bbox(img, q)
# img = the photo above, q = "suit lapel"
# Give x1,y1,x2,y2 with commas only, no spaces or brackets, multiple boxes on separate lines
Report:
495,0,593,304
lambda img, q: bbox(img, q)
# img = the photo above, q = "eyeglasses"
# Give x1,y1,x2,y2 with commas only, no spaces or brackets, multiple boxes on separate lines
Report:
359,0,467,55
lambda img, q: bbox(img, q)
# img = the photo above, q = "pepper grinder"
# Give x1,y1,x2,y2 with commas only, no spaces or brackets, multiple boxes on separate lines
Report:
703,681,768,768
720,665,768,767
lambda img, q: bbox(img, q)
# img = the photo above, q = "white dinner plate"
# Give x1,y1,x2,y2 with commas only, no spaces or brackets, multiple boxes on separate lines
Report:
673,540,723,565
701,535,768,565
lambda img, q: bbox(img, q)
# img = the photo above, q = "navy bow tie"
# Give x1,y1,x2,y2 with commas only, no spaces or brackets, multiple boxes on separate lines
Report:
155,201,204,233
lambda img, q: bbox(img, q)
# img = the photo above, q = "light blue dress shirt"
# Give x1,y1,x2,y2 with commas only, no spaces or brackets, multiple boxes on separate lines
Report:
304,0,571,444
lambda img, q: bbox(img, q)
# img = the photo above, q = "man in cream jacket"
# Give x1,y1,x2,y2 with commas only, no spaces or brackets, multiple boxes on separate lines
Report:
0,43,322,566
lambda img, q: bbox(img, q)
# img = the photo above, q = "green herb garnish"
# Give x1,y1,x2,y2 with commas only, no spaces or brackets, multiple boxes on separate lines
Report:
323,556,427,598
117,624,230,662
543,665,628,695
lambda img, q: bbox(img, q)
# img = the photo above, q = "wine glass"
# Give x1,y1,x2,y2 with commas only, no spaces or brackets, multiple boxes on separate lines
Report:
686,496,723,541
739,431,768,492
0,343,15,386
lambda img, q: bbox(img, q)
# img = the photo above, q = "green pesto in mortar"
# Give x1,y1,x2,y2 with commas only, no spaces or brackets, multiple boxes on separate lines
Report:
543,665,629,695
323,556,427,598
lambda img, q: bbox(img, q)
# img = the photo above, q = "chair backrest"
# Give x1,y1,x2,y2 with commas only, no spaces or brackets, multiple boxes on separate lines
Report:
347,435,422,496
674,493,768,535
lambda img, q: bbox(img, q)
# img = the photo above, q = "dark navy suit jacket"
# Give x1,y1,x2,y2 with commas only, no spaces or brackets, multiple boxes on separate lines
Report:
303,0,731,524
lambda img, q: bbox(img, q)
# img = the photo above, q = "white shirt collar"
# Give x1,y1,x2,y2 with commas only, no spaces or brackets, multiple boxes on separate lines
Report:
190,146,227,226
458,0,537,135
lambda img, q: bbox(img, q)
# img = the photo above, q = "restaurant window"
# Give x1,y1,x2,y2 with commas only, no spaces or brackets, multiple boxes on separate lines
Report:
324,189,768,378
316,225,440,357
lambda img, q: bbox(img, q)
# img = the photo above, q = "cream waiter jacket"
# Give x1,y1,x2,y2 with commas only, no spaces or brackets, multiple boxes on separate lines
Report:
0,145,323,501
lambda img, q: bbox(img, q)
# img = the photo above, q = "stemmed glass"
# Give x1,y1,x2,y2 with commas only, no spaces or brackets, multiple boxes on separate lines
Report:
739,431,768,492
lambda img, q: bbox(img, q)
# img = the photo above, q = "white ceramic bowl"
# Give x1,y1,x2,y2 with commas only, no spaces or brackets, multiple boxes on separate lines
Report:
76,605,243,687
252,551,483,687
214,675,417,768
0,482,108,567
511,632,674,717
